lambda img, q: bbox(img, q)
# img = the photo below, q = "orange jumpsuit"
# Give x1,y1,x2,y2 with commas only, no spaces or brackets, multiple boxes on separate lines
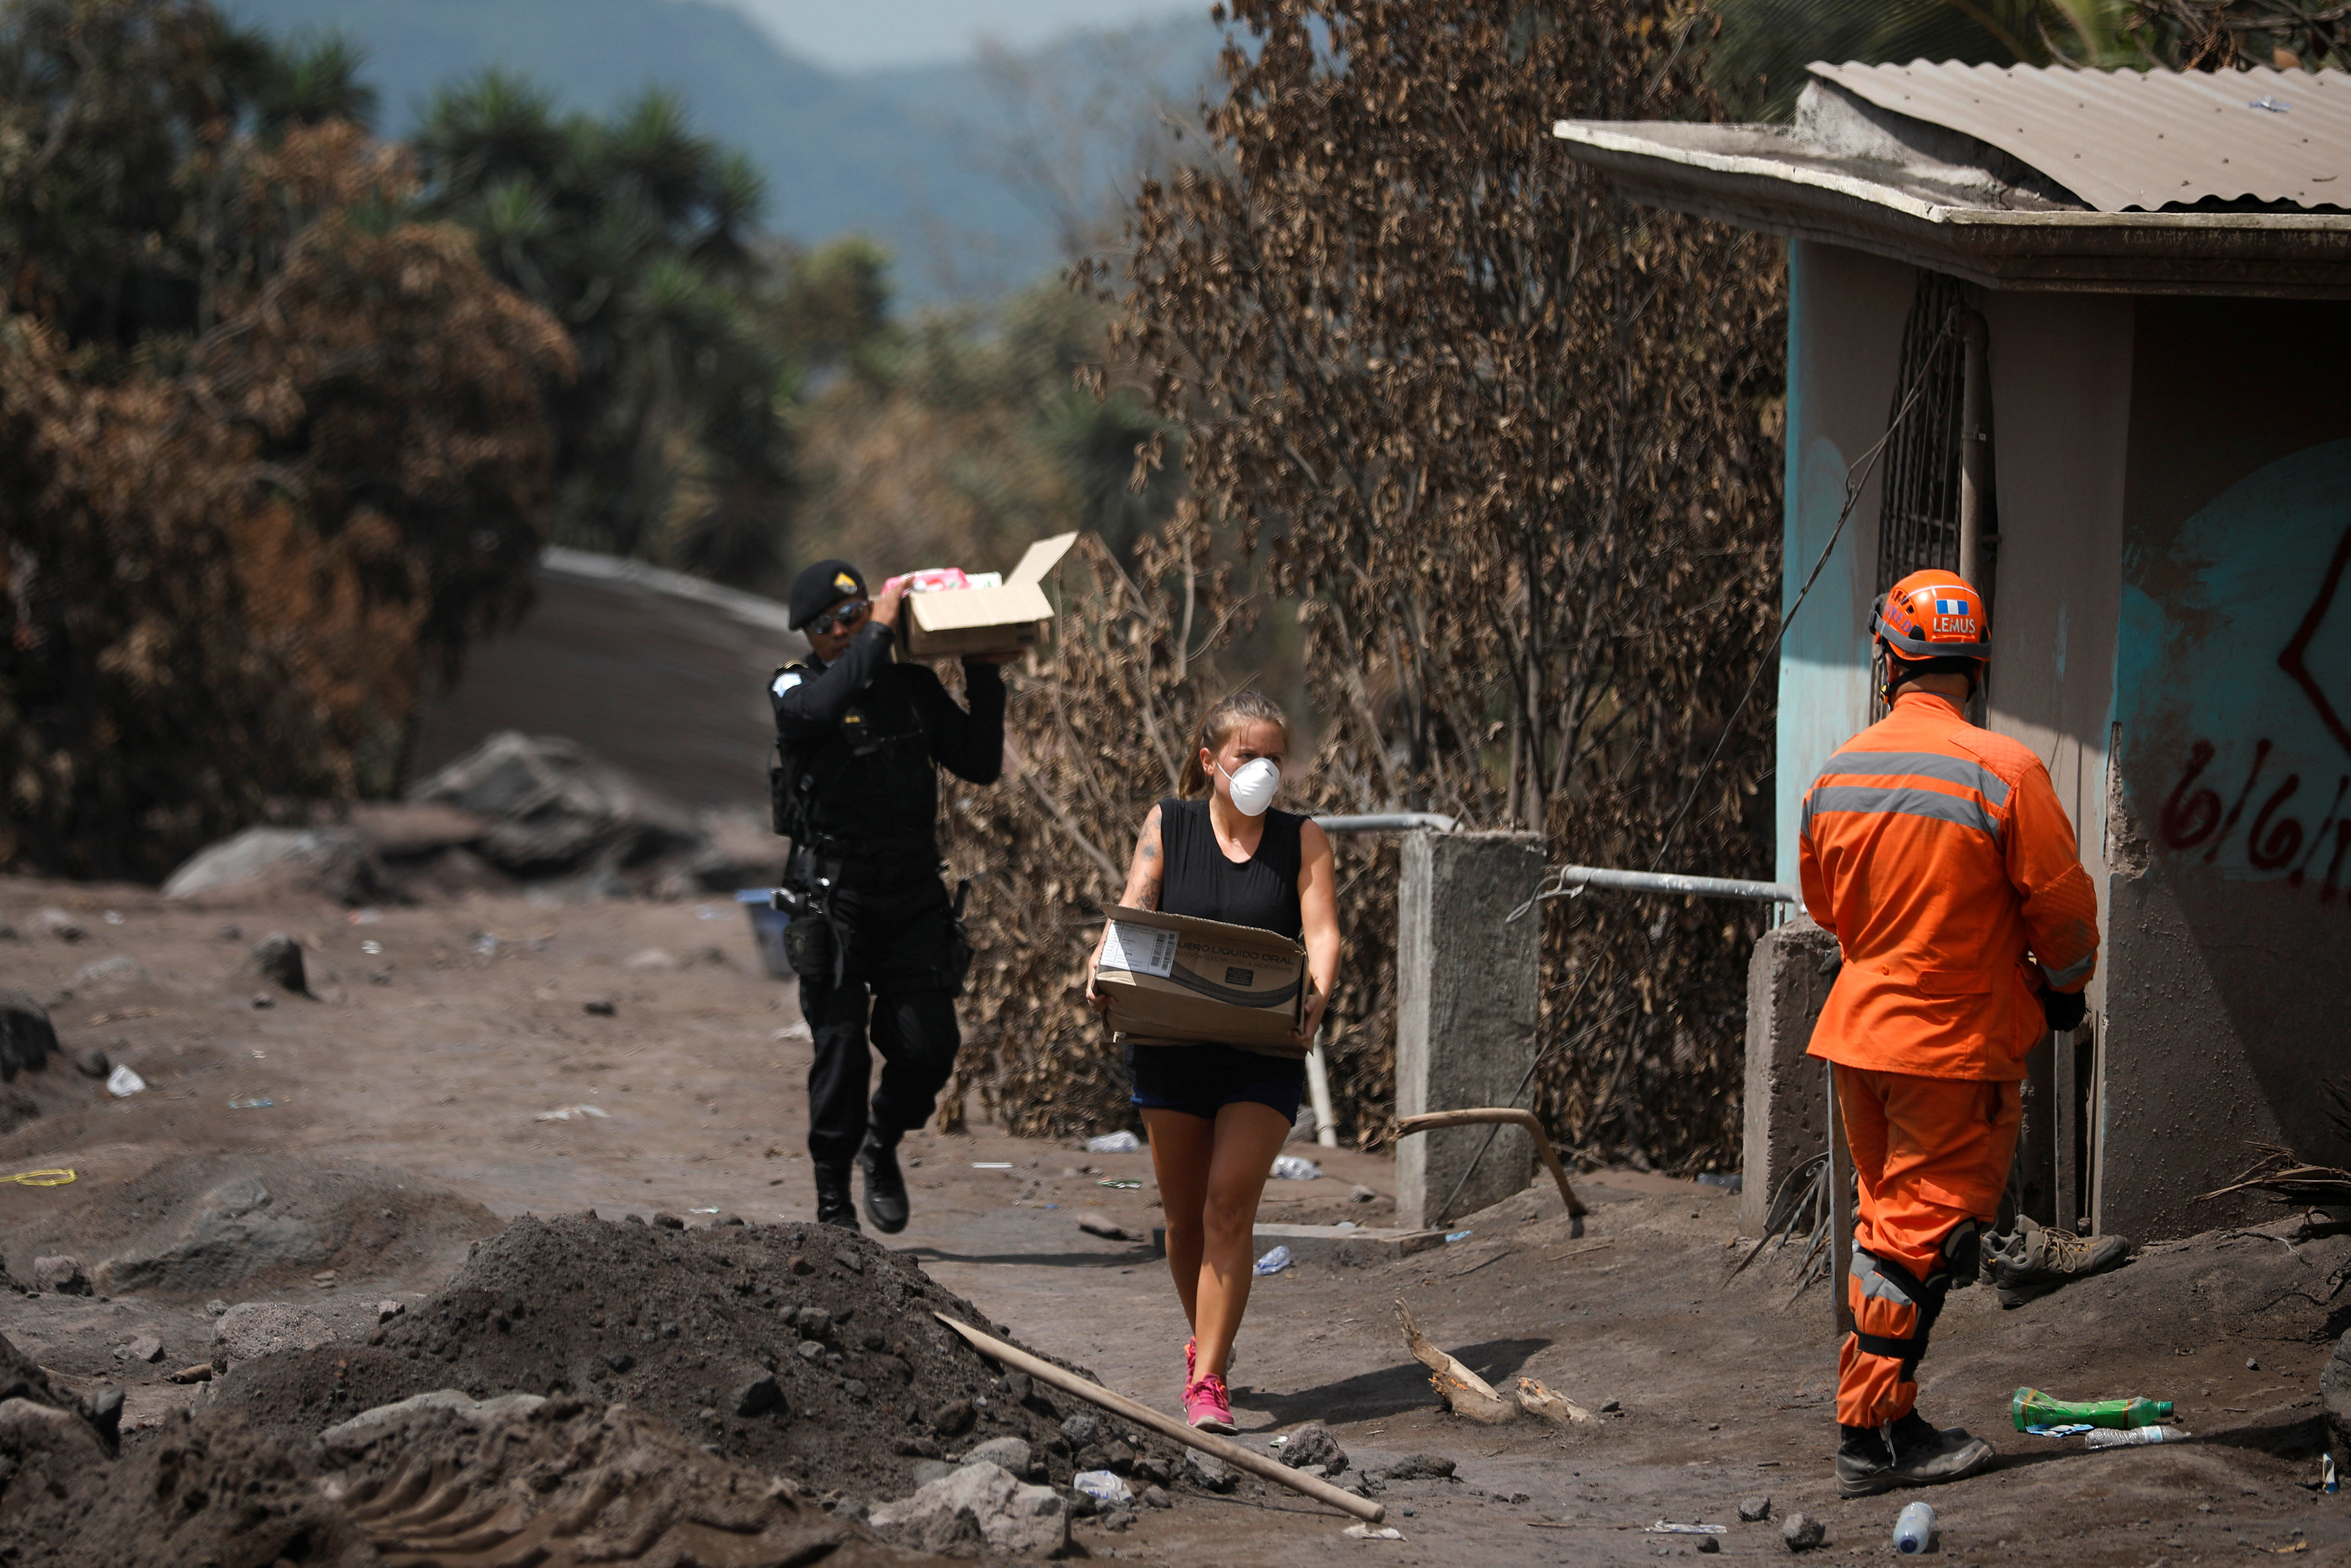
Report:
1798,690,2099,1429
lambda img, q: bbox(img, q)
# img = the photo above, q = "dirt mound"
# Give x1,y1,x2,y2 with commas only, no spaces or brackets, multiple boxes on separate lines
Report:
0,1389,939,1567
212,1213,1204,1505
0,1152,501,1299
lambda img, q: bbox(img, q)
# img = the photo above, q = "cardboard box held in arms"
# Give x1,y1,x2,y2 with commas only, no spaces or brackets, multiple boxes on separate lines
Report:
899,532,1079,659
1091,905,1308,1054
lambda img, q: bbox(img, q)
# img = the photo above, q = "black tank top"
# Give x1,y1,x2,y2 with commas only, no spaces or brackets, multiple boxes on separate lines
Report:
1156,797,1304,939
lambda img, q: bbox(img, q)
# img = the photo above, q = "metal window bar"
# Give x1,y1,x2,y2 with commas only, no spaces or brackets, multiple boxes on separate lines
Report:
1874,271,1970,598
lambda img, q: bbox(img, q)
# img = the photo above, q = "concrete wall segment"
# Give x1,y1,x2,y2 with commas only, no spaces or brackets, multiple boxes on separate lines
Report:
1393,831,1544,1230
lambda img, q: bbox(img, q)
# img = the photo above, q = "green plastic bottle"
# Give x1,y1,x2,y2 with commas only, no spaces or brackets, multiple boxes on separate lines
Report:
2011,1387,2174,1432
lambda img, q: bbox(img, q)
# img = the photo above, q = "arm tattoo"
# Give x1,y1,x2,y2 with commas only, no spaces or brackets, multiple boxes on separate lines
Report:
1133,875,1161,911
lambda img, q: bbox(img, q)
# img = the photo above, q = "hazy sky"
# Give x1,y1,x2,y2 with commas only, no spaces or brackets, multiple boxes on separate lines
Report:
725,0,1206,71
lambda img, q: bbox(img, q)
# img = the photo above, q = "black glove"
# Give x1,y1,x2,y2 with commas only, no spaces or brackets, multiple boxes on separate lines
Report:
2039,986,2087,1033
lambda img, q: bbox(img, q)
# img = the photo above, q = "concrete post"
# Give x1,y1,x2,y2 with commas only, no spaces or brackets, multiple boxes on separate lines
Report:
1394,831,1544,1230
1739,914,1840,1236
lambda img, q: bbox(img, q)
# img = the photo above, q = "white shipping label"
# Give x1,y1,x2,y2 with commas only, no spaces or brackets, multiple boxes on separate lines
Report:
1101,921,1179,978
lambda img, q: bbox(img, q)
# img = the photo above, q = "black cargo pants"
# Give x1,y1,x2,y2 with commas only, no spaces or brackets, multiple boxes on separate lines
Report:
801,870,961,1166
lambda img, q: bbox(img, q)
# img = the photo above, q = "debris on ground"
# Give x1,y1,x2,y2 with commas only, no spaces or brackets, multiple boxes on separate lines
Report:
105,1064,146,1098
249,933,309,995
1343,1523,1405,1540
2,1383,931,1568
1513,1376,1593,1424
1272,1156,1321,1180
1085,1132,1141,1154
1739,1495,1773,1521
1255,1245,1294,1276
207,1213,1205,1505
1075,1211,1130,1240
1396,1299,1515,1423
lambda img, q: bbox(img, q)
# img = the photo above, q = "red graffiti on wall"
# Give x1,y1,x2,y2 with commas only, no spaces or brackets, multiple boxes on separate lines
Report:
2162,737,2351,896
2278,522,2351,764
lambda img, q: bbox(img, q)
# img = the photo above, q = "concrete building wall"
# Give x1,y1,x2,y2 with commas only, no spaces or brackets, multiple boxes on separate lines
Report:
2100,297,2351,1240
1976,291,2135,1230
1775,240,1914,891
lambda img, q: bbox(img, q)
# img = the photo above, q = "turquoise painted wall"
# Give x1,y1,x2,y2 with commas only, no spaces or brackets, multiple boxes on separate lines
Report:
2116,438,2351,897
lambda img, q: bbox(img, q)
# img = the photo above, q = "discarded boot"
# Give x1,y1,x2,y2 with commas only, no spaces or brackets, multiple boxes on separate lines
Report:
858,1129,909,1235
1836,1412,1994,1497
1984,1216,2129,1308
813,1161,859,1231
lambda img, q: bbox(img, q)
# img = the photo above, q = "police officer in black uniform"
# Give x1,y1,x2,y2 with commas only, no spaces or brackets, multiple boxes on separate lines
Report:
770,559,1008,1232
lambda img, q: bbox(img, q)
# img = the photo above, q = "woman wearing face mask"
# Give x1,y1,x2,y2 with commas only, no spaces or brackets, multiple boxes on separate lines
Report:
1085,690,1339,1433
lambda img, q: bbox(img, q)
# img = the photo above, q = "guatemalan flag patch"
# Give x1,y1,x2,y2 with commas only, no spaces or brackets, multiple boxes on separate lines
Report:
1935,597,1969,616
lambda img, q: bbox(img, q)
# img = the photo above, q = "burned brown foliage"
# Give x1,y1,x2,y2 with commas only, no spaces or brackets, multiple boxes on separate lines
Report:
0,120,572,879
1044,1,1792,1168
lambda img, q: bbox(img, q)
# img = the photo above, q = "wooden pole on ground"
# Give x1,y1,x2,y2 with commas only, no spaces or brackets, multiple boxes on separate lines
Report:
933,1313,1384,1524
1392,1107,1589,1223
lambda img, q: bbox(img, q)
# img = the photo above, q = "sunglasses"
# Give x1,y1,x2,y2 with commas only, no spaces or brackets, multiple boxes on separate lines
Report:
805,599,869,635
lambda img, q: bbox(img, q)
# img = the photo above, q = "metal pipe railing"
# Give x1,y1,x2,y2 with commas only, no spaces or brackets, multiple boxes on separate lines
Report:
1312,813,1459,834
1546,864,1797,903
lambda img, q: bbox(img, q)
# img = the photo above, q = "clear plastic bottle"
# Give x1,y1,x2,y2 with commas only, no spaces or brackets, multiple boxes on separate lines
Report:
2083,1424,2188,1448
1892,1502,1937,1554
1253,1245,1293,1275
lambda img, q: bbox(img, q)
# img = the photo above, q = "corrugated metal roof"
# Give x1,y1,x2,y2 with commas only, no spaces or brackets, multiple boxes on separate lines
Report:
1808,62,2348,214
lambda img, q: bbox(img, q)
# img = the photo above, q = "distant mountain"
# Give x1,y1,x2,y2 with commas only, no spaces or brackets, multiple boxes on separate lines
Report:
222,0,1223,302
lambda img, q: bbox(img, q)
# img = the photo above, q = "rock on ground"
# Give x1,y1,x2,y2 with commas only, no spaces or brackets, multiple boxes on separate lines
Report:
249,934,308,995
961,1435,1032,1473
408,731,701,877
213,1302,336,1361
1739,1495,1773,1522
870,1461,1069,1557
0,992,59,1080
1782,1511,1826,1550
1182,1449,1235,1491
161,826,379,905
318,1388,547,1453
32,1257,87,1296
1280,1420,1347,1475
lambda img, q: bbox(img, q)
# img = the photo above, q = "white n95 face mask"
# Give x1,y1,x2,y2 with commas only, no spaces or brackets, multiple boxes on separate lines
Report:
1221,757,1281,817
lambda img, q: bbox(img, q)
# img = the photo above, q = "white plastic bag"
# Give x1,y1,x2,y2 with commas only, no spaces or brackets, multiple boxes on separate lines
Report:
1085,1132,1142,1154
105,1064,146,1098
1271,1155,1321,1181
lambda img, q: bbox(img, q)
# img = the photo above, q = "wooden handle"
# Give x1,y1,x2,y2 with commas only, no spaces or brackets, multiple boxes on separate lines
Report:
1392,1107,1589,1217
933,1313,1384,1524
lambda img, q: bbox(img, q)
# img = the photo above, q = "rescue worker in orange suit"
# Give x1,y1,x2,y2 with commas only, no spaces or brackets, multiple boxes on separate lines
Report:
1798,569,2100,1497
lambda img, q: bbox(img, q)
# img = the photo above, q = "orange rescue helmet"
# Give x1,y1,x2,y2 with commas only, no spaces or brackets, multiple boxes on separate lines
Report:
1872,569,1991,661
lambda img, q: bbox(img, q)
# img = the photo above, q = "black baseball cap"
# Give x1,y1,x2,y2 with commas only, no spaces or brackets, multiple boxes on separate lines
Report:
789,559,867,631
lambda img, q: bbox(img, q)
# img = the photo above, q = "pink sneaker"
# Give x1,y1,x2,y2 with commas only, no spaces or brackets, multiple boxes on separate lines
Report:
1184,1373,1235,1434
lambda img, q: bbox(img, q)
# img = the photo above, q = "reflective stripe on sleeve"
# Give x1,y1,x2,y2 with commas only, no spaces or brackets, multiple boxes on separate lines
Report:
1803,784,2000,841
2039,952,2093,989
1820,749,2010,807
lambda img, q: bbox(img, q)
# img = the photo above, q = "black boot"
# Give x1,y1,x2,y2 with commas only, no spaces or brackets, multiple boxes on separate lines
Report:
1836,1413,1993,1497
813,1161,860,1231
858,1128,909,1234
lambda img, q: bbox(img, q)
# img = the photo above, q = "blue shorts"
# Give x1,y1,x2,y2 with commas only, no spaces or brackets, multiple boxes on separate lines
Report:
1124,1041,1305,1123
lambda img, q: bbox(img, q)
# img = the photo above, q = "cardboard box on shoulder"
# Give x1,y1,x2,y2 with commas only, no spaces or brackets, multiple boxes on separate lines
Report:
1091,905,1307,1054
899,532,1079,659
